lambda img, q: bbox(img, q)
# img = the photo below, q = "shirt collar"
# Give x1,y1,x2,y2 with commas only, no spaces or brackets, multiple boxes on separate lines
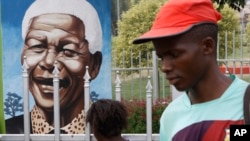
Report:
31,106,85,134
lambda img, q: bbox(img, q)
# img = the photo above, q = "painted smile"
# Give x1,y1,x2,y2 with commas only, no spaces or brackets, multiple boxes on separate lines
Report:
33,77,70,93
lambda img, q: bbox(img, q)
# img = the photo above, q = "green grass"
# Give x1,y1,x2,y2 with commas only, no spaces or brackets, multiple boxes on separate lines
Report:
111,70,250,101
111,43,250,100
112,71,171,100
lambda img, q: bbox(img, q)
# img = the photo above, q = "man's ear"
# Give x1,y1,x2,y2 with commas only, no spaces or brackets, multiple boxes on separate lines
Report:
89,51,102,80
202,37,215,55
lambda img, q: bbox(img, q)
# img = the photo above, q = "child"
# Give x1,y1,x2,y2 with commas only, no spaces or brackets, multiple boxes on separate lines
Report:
86,99,128,141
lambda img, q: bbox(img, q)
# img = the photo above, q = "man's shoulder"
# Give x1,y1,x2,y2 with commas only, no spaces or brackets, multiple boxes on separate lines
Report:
232,75,249,86
230,75,249,94
162,94,187,116
5,114,24,134
6,114,24,123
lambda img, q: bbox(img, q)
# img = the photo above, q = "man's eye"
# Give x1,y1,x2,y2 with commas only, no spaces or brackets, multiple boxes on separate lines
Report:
63,49,79,57
170,51,179,57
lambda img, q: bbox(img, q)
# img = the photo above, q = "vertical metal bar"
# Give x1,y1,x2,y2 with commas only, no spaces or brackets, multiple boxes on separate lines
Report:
130,49,133,68
114,48,116,69
22,56,30,141
146,76,152,141
122,49,126,99
122,49,125,69
240,32,243,77
84,66,91,141
131,49,134,99
115,71,121,101
224,31,228,70
152,51,159,104
233,30,236,74
53,61,60,141
241,60,243,78
233,30,235,59
139,52,142,100
147,52,150,75
162,73,165,100
241,28,243,59
131,71,134,99
117,0,120,21
233,59,236,75
225,31,228,60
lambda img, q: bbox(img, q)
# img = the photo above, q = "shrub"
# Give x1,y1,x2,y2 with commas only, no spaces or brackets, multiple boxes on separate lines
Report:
122,97,170,133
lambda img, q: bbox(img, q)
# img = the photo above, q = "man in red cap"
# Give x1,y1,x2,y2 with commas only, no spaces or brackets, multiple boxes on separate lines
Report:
134,0,249,140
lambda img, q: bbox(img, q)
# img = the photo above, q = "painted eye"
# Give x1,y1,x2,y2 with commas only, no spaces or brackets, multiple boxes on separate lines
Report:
30,45,46,53
63,49,79,57
60,43,82,58
26,39,46,53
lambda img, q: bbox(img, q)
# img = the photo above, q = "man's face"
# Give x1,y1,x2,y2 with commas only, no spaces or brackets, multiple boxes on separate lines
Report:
153,35,208,91
21,13,92,110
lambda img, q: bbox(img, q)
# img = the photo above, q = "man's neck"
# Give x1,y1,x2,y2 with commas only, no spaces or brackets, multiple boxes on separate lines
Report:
188,71,233,104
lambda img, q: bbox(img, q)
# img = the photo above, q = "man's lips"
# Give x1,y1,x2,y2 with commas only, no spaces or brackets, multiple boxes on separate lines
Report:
166,76,179,85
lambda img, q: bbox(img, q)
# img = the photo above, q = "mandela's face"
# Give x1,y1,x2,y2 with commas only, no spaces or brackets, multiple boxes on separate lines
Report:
21,13,92,110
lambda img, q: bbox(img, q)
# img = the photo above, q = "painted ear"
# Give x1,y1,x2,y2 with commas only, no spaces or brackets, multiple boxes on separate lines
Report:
202,37,215,55
89,51,102,80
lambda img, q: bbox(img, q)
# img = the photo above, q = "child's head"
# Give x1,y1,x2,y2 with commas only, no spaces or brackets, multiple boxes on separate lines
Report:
86,99,128,139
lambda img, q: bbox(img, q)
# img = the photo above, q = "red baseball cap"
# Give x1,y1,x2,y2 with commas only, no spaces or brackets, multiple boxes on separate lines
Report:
133,0,222,44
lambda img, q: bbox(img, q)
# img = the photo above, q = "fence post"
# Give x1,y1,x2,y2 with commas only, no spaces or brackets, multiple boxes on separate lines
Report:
22,56,30,141
146,76,152,141
152,51,159,104
53,61,60,141
115,71,121,101
84,66,91,141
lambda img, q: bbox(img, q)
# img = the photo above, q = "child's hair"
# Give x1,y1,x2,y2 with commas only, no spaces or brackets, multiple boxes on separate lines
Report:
86,99,128,138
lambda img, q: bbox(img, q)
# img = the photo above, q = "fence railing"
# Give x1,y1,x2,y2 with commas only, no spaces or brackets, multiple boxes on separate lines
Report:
1,31,250,140
1,54,249,141
112,50,250,102
0,134,160,141
0,56,156,141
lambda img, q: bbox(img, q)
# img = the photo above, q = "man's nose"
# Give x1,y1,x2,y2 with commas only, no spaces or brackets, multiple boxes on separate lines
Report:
39,49,57,71
161,59,173,73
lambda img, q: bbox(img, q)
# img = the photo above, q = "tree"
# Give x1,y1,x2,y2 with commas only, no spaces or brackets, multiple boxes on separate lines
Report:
244,16,250,50
111,0,245,36
216,3,241,59
4,92,23,117
212,0,245,11
113,0,241,68
112,0,130,35
113,0,165,68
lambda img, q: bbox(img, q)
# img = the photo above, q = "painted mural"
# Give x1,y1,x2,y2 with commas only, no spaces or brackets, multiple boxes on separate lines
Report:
1,0,111,134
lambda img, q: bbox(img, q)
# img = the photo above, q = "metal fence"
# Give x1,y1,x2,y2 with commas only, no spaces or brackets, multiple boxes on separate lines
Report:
1,32,250,141
112,32,250,101
0,58,155,141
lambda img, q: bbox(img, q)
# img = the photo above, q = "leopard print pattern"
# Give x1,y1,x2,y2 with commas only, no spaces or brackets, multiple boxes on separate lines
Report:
31,106,85,134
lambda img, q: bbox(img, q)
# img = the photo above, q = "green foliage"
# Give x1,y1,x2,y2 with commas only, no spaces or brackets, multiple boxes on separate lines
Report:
244,16,250,47
113,0,166,68
112,0,131,35
213,0,245,11
113,1,241,68
217,4,240,59
122,98,170,133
